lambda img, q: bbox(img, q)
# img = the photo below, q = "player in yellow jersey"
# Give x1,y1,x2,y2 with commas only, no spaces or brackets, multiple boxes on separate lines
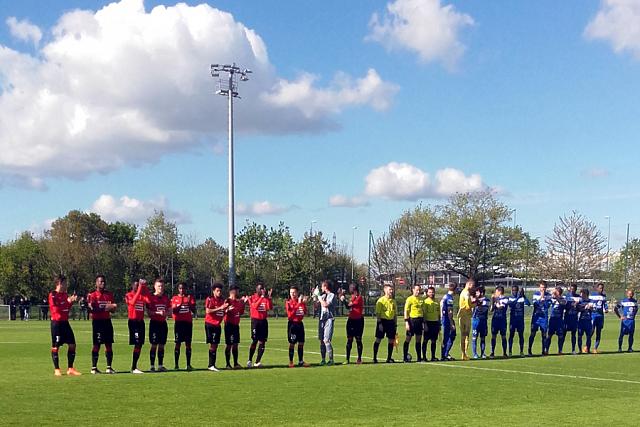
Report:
422,286,441,361
403,284,425,362
373,284,397,363
458,280,476,360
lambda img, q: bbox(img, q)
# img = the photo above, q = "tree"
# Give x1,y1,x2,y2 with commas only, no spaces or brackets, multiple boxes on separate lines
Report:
609,238,640,290
44,210,110,293
179,237,228,295
436,191,521,281
134,211,180,283
544,211,606,283
0,232,50,299
372,205,439,285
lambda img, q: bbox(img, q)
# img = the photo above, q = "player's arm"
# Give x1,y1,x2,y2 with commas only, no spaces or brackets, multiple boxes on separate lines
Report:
614,303,623,320
285,300,294,318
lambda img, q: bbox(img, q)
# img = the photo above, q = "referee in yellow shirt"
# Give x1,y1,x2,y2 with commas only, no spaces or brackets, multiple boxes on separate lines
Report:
403,284,424,362
373,284,397,363
458,280,476,360
422,286,441,361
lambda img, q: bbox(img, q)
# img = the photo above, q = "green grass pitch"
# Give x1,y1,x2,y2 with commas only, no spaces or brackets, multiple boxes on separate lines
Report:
1,316,639,426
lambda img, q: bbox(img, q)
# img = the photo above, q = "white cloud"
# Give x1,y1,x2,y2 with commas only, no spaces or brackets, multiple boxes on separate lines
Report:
89,194,191,224
582,167,610,178
364,162,486,200
263,69,399,119
585,0,640,59
0,0,398,188
328,194,370,208
235,201,294,216
6,17,42,46
367,0,474,68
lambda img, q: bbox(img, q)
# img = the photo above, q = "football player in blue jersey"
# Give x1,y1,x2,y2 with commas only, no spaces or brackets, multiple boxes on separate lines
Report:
589,283,609,353
577,289,593,354
528,281,551,356
440,283,457,361
547,286,567,354
508,285,530,357
564,283,580,354
490,286,509,358
471,287,490,359
614,289,637,352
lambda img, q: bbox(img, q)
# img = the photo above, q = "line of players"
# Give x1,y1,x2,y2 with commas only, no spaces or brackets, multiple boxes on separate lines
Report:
47,274,636,376
402,280,637,363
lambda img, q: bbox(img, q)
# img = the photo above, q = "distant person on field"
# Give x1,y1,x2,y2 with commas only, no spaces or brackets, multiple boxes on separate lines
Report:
125,279,149,374
577,289,593,353
88,274,117,374
507,285,530,356
614,289,637,352
403,284,424,362
589,283,608,353
285,285,310,368
548,286,567,354
440,283,457,361
340,283,365,364
316,280,337,366
457,280,475,360
247,282,273,368
41,298,49,320
48,275,81,376
422,286,440,361
147,278,170,372
490,286,509,358
564,284,581,354
471,286,489,359
172,282,196,371
528,281,551,356
373,284,397,363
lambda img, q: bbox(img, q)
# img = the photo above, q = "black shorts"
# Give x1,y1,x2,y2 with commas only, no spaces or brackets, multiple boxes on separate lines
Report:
149,320,168,345
128,319,145,346
287,321,305,344
375,319,397,340
205,323,222,345
51,321,75,347
423,320,440,340
224,323,240,345
92,319,114,345
251,318,269,342
346,317,365,338
174,321,193,344
406,318,424,337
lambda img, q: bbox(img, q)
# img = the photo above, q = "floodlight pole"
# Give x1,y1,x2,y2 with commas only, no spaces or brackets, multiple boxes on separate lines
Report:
211,63,252,288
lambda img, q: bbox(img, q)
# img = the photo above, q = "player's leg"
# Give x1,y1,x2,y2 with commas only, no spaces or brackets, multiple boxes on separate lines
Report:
287,321,296,366
558,327,565,354
500,328,507,356
413,322,422,362
91,320,101,372
628,322,635,351
297,324,307,366
490,329,497,357
480,328,487,358
248,319,258,365
150,343,157,370
324,318,335,365
318,320,327,364
255,321,267,366
403,327,412,362
157,344,166,370
346,336,354,363
355,318,364,363
577,327,584,353
593,317,603,351
174,324,181,370
618,322,625,352
232,344,239,366
528,324,537,356
185,323,193,370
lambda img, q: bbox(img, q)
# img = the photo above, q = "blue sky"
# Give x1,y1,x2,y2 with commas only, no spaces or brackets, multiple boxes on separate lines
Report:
1,0,639,260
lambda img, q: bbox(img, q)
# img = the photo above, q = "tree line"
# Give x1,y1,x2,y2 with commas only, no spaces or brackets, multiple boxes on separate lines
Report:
372,191,634,290
1,191,636,303
0,211,363,302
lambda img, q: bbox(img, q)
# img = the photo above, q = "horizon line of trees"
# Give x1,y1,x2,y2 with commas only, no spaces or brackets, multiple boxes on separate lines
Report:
1,191,637,303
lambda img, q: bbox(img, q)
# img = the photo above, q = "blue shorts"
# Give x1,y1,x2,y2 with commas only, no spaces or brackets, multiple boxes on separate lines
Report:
621,320,635,336
564,316,578,332
472,319,487,337
491,319,507,335
548,317,564,335
531,316,548,333
578,320,592,336
509,318,524,333
592,315,604,330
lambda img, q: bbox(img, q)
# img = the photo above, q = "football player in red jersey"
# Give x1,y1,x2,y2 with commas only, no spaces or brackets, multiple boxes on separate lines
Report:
147,278,171,372
223,285,247,369
340,283,365,364
48,275,81,376
247,282,273,368
125,279,148,374
172,282,196,371
205,283,228,371
88,275,117,374
285,285,310,368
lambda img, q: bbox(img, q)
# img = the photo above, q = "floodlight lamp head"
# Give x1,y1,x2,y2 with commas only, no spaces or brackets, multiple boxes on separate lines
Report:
240,75,249,81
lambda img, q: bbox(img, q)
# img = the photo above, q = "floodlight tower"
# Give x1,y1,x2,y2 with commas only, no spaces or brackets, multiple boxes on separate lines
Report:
211,63,252,287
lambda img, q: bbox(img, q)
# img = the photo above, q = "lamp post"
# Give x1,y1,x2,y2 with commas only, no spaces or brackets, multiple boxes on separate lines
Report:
310,220,317,236
211,63,252,288
351,226,358,281
605,216,611,271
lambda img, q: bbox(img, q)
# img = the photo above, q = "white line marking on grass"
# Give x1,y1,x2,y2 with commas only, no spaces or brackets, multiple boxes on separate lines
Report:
428,363,640,385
